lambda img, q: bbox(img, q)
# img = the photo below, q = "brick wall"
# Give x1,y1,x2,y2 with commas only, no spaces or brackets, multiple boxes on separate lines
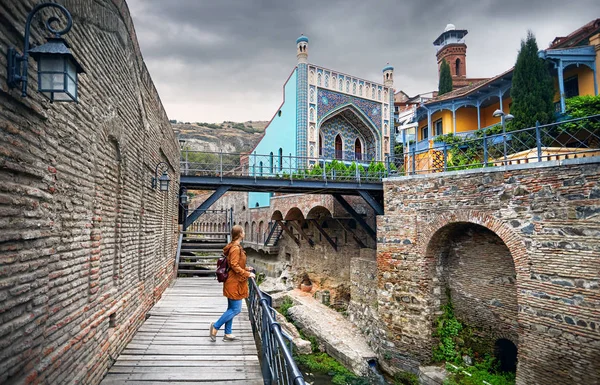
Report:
376,159,600,384
0,1,179,383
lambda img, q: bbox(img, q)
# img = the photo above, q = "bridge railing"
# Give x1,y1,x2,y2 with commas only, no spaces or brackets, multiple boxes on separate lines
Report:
389,114,600,176
248,276,306,385
180,150,389,182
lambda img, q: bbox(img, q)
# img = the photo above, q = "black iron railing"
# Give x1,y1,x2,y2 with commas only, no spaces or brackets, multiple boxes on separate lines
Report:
247,277,306,385
390,114,600,175
180,115,600,181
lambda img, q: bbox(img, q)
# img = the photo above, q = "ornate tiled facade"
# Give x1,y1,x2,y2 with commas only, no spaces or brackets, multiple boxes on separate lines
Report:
296,62,308,159
319,115,376,160
317,89,382,131
251,35,393,165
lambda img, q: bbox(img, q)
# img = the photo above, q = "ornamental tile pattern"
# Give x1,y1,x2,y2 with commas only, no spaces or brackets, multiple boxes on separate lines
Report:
319,115,376,160
296,64,308,159
316,89,383,131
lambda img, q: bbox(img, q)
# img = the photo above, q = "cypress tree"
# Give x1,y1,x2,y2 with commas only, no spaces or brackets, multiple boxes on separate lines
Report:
438,59,453,96
509,31,555,130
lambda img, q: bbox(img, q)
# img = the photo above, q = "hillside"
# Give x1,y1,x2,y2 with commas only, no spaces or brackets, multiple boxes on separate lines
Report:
172,121,268,154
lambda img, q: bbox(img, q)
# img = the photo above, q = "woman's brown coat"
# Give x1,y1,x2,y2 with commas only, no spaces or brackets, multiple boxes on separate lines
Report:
222,242,251,300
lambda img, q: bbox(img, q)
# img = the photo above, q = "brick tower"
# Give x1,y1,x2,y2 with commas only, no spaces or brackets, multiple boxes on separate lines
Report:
433,24,469,88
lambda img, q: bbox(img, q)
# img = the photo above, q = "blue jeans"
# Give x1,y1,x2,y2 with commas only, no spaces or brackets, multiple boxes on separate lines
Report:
214,298,242,335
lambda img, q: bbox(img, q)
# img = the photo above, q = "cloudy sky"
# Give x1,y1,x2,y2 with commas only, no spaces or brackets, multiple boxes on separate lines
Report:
127,0,599,123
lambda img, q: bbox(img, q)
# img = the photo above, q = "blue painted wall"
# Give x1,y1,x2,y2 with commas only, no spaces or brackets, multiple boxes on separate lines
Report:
249,68,298,208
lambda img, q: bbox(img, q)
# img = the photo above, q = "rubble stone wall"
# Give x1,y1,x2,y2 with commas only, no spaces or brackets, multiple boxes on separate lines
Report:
376,159,600,384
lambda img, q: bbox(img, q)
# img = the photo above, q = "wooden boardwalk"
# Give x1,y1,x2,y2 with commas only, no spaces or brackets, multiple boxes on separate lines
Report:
101,277,263,384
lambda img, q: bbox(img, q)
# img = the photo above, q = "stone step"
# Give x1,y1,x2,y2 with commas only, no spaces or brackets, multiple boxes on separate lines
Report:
179,262,216,267
177,269,216,275
180,249,225,253
178,255,220,260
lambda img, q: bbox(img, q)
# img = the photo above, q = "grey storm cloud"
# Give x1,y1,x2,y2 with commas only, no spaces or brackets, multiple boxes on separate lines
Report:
127,0,600,123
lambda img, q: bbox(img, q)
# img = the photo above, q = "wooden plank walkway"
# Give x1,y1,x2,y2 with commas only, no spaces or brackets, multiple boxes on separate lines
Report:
100,277,263,385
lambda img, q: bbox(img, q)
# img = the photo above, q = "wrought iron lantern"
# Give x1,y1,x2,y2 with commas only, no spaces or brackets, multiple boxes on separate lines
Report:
6,3,85,102
152,162,171,192
180,191,189,206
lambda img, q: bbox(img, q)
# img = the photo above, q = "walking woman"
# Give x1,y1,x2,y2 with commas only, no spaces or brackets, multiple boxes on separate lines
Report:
210,225,255,341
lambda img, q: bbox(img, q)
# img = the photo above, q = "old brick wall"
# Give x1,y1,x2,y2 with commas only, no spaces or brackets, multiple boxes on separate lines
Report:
0,0,179,384
377,159,600,384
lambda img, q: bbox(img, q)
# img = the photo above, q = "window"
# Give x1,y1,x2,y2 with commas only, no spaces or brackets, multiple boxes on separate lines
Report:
309,88,315,102
319,133,323,156
346,80,350,93
317,73,322,86
325,75,329,88
455,58,461,76
278,148,283,171
335,134,343,159
259,161,263,176
352,82,357,94
270,152,274,173
434,119,443,136
564,76,579,99
421,126,429,140
339,78,343,90
354,138,362,160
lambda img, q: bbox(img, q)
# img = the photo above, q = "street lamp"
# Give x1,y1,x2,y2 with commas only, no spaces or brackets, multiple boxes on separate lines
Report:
151,162,171,192
492,109,514,163
6,3,85,102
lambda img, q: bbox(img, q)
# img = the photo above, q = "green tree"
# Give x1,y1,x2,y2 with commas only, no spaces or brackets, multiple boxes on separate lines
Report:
438,59,453,96
509,31,555,130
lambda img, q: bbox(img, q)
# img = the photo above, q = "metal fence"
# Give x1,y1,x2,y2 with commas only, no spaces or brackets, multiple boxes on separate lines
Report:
392,114,600,175
180,115,600,182
180,149,388,183
247,277,306,385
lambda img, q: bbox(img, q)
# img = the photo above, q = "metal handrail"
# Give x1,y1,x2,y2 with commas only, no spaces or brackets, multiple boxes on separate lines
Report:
389,114,600,175
247,276,306,385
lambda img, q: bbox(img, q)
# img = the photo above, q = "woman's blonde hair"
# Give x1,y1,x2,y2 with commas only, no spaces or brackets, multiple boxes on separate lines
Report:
231,224,244,242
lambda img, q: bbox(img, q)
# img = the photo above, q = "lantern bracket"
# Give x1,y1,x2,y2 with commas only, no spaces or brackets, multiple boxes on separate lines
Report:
152,161,171,191
6,2,74,97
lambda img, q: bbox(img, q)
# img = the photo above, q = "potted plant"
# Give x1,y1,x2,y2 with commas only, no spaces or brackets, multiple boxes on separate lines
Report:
300,273,313,292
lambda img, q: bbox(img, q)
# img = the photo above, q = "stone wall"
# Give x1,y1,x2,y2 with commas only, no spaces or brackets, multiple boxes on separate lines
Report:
0,1,179,384
376,159,600,384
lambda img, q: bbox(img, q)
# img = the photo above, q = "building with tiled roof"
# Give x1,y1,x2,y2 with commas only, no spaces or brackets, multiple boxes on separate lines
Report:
404,19,599,165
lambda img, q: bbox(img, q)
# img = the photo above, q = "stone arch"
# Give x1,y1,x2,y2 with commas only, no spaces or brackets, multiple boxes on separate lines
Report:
251,221,256,242
284,207,305,221
420,211,529,277
271,210,284,221
306,206,332,220
421,212,528,360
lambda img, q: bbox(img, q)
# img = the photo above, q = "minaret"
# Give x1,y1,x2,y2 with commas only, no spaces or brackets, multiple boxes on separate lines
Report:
382,64,394,161
383,64,394,87
296,35,308,64
296,35,309,162
433,24,468,82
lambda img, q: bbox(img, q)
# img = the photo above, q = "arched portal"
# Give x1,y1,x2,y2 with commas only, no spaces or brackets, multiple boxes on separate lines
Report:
426,222,519,363
318,105,378,161
284,207,305,221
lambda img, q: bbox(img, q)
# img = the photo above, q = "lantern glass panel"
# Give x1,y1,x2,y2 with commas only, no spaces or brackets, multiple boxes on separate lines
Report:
38,56,63,72
159,179,169,192
40,73,65,91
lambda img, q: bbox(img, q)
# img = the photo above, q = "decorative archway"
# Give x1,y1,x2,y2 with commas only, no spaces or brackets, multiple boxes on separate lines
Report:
318,104,380,161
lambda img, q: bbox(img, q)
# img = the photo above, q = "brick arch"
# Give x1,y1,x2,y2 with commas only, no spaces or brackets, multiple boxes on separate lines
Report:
421,211,527,348
420,211,529,281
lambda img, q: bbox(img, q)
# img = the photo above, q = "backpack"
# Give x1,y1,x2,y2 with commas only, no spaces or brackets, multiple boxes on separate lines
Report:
215,253,229,282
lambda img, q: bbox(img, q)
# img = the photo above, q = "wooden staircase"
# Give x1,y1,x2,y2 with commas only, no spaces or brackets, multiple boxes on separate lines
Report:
177,231,228,276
